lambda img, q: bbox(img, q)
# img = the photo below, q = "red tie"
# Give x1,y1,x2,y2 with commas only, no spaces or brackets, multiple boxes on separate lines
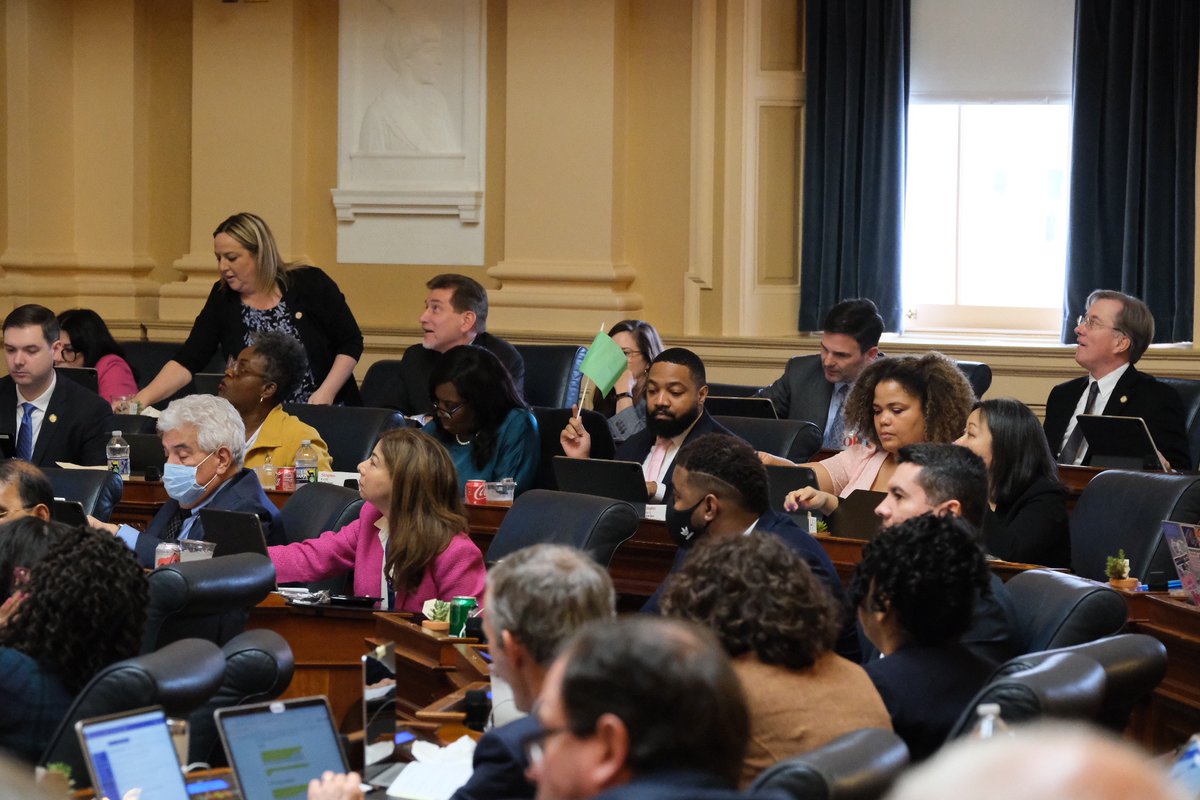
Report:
645,436,671,482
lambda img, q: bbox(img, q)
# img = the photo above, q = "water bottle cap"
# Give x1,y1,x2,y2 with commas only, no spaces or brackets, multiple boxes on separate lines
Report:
112,431,122,437
301,439,311,445
977,703,1001,716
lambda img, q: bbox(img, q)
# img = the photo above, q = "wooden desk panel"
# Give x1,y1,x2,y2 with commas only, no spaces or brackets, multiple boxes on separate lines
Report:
1125,592,1200,751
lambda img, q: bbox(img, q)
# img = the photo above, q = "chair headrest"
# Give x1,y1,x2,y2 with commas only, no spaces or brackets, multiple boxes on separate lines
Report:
954,652,1106,737
148,552,276,615
749,728,910,800
80,638,226,718
220,629,296,700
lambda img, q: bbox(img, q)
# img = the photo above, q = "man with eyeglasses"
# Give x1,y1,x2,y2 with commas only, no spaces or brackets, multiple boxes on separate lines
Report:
448,544,615,800
1043,290,1189,471
525,616,748,800
0,460,53,523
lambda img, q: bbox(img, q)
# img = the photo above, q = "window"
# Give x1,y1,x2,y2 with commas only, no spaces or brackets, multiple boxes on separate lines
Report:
902,102,1072,332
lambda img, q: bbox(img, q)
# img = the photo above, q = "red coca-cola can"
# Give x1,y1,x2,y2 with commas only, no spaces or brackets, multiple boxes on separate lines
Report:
465,479,487,505
276,466,297,492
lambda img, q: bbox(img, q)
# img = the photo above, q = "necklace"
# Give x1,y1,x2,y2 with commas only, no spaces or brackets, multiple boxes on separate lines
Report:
455,433,474,446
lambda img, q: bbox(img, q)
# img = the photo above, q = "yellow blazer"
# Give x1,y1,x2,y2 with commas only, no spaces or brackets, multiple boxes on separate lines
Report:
243,405,334,473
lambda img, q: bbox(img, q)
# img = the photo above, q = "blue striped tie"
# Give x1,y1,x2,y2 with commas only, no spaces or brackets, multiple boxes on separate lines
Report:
15,403,34,461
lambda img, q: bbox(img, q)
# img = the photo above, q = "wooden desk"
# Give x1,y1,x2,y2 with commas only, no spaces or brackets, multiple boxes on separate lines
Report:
1125,591,1200,751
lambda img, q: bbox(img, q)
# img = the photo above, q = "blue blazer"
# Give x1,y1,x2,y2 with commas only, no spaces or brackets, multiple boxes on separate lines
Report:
589,770,745,800
449,714,539,800
133,468,286,567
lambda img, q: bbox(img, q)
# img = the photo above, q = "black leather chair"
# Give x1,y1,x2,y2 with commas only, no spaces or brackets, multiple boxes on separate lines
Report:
991,633,1166,732
42,467,124,522
708,382,763,397
515,344,587,409
485,489,639,567
1159,377,1200,469
530,407,616,490
111,413,158,435
1004,568,1127,654
187,629,295,766
1068,470,1200,584
749,728,909,800
281,403,407,471
142,553,277,654
40,638,225,788
955,360,993,398
946,652,1107,739
359,359,406,410
280,482,364,592
714,415,822,462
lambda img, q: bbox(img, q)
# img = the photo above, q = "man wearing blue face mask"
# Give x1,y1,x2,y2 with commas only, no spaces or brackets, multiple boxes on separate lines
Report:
90,394,285,567
643,433,859,661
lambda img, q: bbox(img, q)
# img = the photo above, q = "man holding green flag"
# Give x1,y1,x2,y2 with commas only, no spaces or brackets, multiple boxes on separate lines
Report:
561,347,736,501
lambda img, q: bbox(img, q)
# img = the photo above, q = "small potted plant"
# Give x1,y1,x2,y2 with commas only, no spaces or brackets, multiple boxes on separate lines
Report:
1106,549,1138,590
421,599,451,632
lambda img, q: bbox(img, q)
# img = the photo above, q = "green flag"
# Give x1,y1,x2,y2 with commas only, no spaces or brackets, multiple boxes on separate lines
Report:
579,332,628,397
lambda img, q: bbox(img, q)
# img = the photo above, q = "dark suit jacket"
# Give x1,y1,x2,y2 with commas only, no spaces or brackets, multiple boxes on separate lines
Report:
0,374,113,467
863,642,995,762
757,354,834,427
982,475,1070,568
614,410,735,493
1043,365,1191,470
590,770,745,800
390,334,526,415
132,468,286,567
449,714,538,800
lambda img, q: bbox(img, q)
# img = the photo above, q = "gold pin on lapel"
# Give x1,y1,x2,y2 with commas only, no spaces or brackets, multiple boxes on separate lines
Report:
48,414,57,423
1119,396,1128,404
295,312,303,320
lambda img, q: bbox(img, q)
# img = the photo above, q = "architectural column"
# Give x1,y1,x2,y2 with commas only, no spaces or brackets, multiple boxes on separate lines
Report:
486,0,643,332
160,0,308,320
1,0,159,318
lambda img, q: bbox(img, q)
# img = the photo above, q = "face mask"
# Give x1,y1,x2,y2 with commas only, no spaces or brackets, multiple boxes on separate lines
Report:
163,450,219,505
665,496,709,548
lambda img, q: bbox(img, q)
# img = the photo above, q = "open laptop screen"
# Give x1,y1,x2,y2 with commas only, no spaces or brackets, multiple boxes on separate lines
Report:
217,697,348,800
76,706,187,800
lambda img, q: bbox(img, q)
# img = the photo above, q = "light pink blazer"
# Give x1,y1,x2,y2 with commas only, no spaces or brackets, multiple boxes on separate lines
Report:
269,502,486,612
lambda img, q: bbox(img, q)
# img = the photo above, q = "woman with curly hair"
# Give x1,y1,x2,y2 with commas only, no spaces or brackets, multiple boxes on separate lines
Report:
0,525,147,763
849,513,995,761
270,427,486,610
422,345,539,496
661,533,890,786
784,352,975,516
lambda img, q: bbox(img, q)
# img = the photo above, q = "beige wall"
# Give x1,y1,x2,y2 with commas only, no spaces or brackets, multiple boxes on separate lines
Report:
0,0,1196,413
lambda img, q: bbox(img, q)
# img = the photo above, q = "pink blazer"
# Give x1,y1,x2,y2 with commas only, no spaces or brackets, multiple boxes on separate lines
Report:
269,502,486,612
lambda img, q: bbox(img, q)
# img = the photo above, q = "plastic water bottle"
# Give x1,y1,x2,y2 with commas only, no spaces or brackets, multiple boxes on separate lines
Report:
969,703,1010,739
259,453,277,490
107,431,130,480
294,440,319,485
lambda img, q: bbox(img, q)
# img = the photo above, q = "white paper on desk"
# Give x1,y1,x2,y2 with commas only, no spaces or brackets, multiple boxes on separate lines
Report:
643,504,666,521
53,462,108,470
387,737,476,800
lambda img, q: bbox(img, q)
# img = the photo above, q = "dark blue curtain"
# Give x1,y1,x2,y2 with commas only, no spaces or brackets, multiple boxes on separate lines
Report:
1063,0,1199,343
799,0,909,332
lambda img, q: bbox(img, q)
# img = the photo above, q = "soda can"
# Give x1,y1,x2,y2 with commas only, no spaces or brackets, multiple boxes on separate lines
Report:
449,596,478,638
465,479,487,505
155,542,181,568
276,466,297,492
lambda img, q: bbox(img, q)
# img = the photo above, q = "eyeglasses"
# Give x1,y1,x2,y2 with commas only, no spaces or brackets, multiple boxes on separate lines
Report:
225,356,265,380
521,721,571,766
0,506,33,521
621,348,643,361
1076,315,1126,336
433,400,466,419
60,346,79,361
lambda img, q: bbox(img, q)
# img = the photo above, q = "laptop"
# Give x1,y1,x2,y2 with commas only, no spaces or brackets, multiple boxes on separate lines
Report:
825,489,887,540
765,465,819,526
50,498,88,527
1074,414,1163,470
128,432,166,476
76,705,188,800
57,366,100,394
704,396,778,419
553,456,649,505
1163,521,1200,604
216,696,350,800
192,372,225,396
200,508,270,557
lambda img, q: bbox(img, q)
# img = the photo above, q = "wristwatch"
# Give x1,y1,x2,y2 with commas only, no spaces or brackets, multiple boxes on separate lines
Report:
615,392,633,400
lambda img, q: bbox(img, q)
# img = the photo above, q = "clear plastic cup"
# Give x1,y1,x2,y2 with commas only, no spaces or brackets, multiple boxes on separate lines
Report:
178,540,217,562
